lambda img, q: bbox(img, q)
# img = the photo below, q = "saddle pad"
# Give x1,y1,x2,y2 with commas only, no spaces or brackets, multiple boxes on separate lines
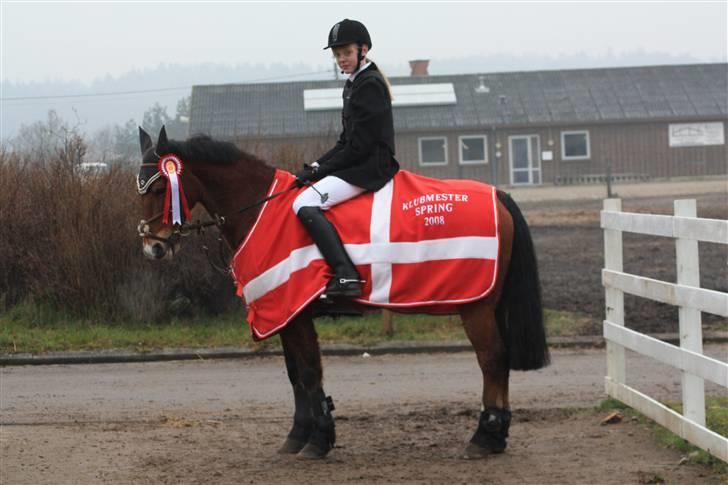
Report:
231,170,500,340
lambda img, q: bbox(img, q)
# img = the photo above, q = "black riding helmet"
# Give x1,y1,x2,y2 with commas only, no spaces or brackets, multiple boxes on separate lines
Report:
324,19,372,50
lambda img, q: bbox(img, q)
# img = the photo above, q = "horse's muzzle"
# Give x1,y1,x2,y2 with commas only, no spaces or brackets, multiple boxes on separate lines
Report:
139,219,181,260
143,238,180,260
143,240,167,260
151,242,166,259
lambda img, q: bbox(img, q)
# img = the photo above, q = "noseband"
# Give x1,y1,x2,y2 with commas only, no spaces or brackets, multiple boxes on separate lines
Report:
137,211,226,247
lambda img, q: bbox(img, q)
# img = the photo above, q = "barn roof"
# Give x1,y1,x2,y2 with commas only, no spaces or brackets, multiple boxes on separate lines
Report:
189,63,728,139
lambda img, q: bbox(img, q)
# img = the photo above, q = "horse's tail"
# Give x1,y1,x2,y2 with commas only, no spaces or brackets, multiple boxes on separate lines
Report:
495,190,550,371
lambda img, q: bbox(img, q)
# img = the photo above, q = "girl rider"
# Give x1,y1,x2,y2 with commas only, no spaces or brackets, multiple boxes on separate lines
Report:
293,19,399,299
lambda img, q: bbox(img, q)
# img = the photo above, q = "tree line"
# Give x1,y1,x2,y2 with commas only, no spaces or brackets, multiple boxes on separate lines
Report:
5,97,190,168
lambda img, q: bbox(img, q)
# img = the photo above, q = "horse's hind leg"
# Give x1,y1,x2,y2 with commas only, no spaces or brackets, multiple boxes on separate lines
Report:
460,297,512,459
278,311,336,459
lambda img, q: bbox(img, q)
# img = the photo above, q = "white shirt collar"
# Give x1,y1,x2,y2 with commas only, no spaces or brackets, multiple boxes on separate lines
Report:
348,61,372,82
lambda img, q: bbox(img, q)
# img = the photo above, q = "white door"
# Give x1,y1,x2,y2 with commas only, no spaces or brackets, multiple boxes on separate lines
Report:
509,135,541,185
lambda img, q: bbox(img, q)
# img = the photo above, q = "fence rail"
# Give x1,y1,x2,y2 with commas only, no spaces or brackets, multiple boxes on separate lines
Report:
602,270,728,317
601,198,728,462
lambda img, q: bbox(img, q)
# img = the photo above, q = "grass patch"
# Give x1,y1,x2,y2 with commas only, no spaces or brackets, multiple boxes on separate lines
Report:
597,397,632,412
1,306,587,354
0,312,259,354
653,396,728,471
543,309,592,336
599,396,728,476
316,313,465,345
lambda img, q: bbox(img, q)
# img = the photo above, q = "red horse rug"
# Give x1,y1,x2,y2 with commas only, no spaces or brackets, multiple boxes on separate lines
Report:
231,170,501,340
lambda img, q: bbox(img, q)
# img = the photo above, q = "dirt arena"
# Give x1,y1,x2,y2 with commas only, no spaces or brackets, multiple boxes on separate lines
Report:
518,183,727,335
2,348,726,484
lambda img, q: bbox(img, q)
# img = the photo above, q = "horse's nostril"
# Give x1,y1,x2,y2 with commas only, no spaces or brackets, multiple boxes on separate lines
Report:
152,243,166,259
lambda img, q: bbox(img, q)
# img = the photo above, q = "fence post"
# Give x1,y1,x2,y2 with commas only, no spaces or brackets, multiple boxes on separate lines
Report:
605,161,614,198
674,199,706,426
604,198,625,387
382,309,394,337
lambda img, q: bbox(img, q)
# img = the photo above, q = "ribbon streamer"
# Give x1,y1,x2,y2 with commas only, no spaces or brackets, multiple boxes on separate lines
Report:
158,154,191,225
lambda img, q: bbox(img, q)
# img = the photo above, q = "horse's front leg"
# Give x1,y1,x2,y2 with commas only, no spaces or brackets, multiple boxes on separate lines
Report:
278,311,336,459
278,331,314,454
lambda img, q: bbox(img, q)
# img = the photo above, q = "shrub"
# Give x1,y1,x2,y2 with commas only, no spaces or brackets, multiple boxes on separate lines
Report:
0,144,238,323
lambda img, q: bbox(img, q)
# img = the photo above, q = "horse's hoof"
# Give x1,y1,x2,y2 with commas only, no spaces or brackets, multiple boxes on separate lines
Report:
462,442,503,459
278,437,307,454
296,442,329,460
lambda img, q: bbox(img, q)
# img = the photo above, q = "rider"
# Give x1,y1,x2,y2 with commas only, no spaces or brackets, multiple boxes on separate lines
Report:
294,19,399,298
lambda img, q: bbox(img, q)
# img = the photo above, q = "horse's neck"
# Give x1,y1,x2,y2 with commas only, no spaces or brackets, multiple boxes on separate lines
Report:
194,159,276,249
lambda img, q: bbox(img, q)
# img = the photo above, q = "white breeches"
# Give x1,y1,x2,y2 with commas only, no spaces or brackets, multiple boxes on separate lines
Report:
292,176,366,215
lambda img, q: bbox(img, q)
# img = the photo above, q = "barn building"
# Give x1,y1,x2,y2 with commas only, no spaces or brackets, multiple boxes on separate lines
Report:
189,63,727,186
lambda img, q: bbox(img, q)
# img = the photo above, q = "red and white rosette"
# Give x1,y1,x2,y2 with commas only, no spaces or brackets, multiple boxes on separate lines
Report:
158,154,191,225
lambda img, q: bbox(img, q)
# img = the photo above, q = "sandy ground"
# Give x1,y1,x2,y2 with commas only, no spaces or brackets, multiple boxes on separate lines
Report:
2,346,726,484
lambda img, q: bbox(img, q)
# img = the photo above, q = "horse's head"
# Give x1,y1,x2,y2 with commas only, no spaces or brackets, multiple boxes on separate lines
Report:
136,126,205,260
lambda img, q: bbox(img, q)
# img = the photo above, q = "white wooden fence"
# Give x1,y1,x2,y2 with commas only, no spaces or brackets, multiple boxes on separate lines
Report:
601,198,728,462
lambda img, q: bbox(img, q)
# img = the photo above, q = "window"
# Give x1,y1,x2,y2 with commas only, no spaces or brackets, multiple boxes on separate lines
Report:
561,130,590,160
418,137,448,165
459,135,488,165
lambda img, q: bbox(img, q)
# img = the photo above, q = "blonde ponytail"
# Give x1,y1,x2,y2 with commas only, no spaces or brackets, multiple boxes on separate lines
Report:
366,57,394,101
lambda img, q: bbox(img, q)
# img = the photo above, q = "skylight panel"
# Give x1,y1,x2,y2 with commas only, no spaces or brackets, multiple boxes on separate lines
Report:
303,83,457,111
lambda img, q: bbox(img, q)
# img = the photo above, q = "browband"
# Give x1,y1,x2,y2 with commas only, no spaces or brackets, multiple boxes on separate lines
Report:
137,161,162,195
137,170,162,195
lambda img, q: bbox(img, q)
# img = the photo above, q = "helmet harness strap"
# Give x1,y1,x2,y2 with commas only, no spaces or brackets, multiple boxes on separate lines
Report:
340,43,365,76
355,43,364,73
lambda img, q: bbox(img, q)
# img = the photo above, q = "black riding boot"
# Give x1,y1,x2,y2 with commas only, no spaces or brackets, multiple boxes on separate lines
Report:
297,206,362,298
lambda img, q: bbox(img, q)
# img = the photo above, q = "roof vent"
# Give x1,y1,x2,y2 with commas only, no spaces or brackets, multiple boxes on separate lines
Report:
409,59,430,77
475,76,490,94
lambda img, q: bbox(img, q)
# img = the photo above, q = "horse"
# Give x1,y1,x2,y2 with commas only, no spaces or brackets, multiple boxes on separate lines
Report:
136,126,550,460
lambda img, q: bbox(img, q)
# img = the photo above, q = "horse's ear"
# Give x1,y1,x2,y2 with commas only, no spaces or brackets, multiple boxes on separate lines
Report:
139,126,153,155
157,125,168,153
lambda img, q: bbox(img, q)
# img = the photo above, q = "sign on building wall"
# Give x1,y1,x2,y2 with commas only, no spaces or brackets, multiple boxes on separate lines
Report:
669,122,725,147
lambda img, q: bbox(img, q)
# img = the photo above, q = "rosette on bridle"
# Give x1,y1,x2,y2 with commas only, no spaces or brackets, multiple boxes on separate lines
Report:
158,154,191,225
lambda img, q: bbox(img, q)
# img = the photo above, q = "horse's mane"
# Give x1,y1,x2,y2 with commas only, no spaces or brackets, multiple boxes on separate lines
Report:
168,135,265,167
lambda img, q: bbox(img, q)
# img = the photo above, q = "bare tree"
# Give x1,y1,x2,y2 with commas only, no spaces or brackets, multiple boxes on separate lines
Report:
142,102,171,135
8,110,87,168
176,95,191,120
112,119,139,163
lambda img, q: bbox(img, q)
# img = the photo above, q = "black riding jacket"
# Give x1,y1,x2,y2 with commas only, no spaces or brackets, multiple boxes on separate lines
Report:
314,62,399,191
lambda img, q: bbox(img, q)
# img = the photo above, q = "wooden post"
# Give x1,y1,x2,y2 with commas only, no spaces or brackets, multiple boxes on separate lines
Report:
382,310,394,337
605,161,614,198
675,199,706,426
604,198,625,388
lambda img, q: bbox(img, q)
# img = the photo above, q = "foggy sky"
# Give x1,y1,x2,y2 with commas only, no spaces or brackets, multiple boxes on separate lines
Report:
2,1,727,85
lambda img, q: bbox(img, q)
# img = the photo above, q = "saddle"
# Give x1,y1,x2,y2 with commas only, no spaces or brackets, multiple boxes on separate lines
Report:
231,170,501,340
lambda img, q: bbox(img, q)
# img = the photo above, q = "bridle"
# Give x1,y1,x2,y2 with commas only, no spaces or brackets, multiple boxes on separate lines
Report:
136,160,227,248
137,158,301,271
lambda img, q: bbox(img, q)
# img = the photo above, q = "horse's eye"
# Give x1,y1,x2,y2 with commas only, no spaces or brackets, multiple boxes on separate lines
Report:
151,185,166,195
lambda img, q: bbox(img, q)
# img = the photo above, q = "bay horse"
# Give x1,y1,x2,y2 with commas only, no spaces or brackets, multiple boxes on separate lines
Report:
136,126,549,459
